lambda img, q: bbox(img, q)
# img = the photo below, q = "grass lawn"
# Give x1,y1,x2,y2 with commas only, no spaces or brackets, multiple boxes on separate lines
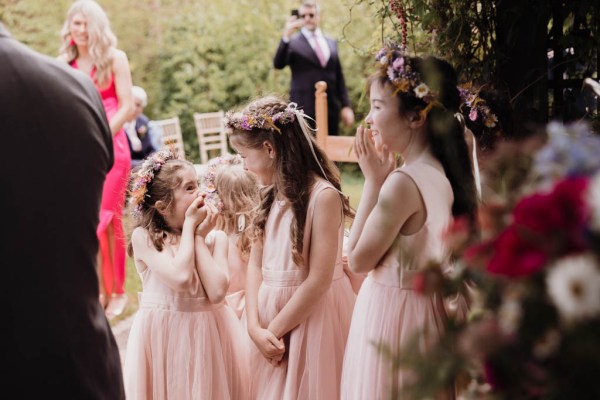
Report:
110,169,364,325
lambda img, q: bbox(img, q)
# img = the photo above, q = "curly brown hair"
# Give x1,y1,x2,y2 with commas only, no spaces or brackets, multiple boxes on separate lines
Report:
126,159,194,256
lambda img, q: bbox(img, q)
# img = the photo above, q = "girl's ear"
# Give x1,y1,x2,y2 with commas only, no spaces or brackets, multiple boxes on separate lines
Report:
409,111,426,129
263,141,276,159
155,200,168,216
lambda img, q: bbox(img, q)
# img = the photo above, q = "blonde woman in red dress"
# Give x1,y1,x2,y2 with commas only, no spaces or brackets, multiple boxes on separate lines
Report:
59,0,134,319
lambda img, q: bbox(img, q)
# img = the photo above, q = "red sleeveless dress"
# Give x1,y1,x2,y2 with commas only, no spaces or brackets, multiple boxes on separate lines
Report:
71,60,131,295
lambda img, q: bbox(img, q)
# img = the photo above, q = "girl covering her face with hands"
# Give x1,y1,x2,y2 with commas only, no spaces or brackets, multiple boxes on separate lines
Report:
123,149,249,400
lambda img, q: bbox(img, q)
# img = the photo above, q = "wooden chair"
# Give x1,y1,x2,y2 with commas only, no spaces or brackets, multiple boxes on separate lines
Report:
153,116,186,159
193,110,228,165
314,81,357,162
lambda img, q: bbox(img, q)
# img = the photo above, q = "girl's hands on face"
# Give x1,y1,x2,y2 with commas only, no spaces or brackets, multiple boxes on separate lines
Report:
185,193,207,227
195,201,219,238
354,125,395,185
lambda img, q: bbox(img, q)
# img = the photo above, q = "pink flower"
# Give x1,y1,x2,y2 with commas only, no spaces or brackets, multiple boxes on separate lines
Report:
469,109,478,121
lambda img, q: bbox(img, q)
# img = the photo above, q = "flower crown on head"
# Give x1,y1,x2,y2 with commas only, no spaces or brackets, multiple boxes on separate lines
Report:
224,102,299,134
458,83,498,128
375,43,437,104
129,148,177,219
199,153,244,213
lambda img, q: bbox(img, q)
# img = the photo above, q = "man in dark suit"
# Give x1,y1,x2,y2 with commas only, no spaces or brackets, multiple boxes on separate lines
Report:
274,1,354,135
0,22,125,398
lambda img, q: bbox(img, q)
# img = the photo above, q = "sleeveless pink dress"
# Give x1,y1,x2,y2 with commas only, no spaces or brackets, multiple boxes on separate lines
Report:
225,234,247,319
70,60,131,296
341,161,455,400
249,179,356,400
124,233,249,399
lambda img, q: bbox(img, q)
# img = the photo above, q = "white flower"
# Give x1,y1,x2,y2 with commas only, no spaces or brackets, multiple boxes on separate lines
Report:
546,253,600,323
414,83,430,98
379,55,388,65
588,172,600,232
498,297,522,335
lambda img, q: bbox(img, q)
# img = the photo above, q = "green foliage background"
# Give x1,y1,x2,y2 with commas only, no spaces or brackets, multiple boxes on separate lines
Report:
1,0,381,163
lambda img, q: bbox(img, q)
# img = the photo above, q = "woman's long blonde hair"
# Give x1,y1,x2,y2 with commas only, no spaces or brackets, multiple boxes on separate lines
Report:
59,0,116,88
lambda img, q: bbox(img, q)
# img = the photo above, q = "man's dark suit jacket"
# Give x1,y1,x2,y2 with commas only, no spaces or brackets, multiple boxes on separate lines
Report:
0,23,125,399
273,32,351,135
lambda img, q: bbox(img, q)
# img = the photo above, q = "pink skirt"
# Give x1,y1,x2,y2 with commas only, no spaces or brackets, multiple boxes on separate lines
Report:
341,275,453,399
124,293,249,400
250,269,355,400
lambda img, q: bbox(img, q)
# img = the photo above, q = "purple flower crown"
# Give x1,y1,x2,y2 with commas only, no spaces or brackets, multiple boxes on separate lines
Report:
200,153,244,213
224,103,298,134
458,83,498,128
375,43,437,104
129,148,177,219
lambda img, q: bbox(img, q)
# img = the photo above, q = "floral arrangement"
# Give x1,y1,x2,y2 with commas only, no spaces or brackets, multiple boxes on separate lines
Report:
199,153,243,213
392,121,600,399
224,103,298,134
458,82,498,128
374,43,437,105
129,148,177,219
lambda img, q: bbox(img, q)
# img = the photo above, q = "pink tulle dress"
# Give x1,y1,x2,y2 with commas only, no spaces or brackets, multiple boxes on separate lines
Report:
124,233,249,400
225,234,247,319
70,60,131,296
341,162,455,400
249,179,356,400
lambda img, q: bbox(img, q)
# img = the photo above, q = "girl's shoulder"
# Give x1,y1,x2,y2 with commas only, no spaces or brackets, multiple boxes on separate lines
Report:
131,226,150,245
205,229,227,247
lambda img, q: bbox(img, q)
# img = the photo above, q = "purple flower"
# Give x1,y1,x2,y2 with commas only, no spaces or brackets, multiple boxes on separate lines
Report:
392,57,404,71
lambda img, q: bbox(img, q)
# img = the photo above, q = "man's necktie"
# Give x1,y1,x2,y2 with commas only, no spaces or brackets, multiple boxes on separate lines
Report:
312,33,327,68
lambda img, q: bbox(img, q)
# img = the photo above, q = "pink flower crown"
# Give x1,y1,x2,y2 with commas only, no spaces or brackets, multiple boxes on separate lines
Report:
224,103,299,134
129,148,177,219
375,43,437,104
458,83,498,128
199,153,244,213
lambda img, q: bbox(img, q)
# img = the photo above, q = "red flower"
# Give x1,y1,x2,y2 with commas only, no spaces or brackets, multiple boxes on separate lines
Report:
487,177,590,278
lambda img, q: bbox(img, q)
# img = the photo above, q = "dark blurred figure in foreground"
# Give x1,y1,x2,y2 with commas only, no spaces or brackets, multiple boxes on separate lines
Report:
0,22,125,399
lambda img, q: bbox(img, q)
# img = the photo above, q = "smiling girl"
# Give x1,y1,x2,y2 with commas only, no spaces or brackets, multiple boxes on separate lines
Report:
341,44,478,399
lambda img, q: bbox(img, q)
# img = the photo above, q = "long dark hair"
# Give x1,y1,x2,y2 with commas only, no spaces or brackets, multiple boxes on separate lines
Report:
227,95,355,265
371,55,478,221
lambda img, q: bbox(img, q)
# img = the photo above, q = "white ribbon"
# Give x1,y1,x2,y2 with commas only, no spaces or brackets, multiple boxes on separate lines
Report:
290,103,346,198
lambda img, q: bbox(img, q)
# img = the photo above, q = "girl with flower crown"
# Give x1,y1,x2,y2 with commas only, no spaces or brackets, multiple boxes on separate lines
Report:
225,95,356,399
123,149,248,399
200,154,260,319
340,44,478,399
58,0,134,319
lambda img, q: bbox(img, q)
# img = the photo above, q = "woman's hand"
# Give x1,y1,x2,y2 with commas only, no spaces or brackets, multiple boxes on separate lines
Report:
195,201,219,238
354,125,395,186
249,326,285,365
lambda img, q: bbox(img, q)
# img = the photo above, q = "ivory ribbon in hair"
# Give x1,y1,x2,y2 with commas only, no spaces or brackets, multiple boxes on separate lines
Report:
290,103,346,198
455,113,482,200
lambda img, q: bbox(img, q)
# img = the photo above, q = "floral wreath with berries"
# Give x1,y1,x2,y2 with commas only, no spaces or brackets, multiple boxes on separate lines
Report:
375,43,438,110
224,103,299,134
129,148,178,220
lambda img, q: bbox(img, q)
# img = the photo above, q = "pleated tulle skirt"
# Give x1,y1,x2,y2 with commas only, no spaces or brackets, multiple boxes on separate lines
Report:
249,271,355,400
124,293,249,400
341,276,453,400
